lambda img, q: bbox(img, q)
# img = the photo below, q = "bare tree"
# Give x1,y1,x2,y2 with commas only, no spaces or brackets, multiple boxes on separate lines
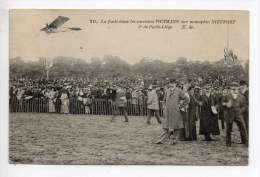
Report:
39,57,53,80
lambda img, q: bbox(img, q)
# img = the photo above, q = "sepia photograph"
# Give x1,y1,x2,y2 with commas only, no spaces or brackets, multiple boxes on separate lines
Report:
9,9,249,165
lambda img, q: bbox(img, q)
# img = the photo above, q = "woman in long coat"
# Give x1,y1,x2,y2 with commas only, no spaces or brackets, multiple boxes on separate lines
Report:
199,87,220,141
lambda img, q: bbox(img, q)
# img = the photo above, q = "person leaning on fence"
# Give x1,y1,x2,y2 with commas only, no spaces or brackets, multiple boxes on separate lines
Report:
155,79,189,145
54,88,62,113
82,88,92,114
131,88,139,115
222,82,248,147
111,85,129,122
69,90,78,114
60,89,70,114
46,87,56,113
106,85,116,114
146,85,162,125
136,88,145,116
77,88,86,114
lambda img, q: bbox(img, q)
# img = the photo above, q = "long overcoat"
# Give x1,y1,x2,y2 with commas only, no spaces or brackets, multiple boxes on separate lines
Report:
187,94,199,140
199,94,220,135
163,87,189,130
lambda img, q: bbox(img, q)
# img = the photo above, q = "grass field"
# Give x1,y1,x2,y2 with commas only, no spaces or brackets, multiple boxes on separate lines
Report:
9,113,248,165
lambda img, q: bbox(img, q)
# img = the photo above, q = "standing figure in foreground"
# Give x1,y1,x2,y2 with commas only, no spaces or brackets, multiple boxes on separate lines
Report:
199,85,220,141
218,87,226,129
111,86,129,122
179,83,190,140
239,80,249,134
155,79,189,145
222,82,248,147
186,86,199,141
146,85,162,125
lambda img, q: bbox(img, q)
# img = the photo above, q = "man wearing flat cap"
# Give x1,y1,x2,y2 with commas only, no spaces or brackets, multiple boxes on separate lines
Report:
222,81,248,147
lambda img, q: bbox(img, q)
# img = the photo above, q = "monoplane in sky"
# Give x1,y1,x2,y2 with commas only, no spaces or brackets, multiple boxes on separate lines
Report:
40,16,82,34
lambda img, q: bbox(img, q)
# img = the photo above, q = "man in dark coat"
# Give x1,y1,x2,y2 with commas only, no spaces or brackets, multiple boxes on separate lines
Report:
54,89,62,113
187,86,199,141
199,85,220,141
222,82,248,147
218,87,226,129
239,80,249,134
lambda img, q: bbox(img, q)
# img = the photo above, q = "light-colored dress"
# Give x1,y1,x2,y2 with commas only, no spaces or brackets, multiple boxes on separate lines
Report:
60,92,69,114
47,91,56,113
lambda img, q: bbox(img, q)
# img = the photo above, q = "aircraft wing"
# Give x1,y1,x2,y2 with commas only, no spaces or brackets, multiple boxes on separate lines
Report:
49,16,70,29
68,27,82,31
40,26,48,31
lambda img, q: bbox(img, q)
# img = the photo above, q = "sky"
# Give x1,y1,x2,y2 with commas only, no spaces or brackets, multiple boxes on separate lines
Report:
9,9,249,64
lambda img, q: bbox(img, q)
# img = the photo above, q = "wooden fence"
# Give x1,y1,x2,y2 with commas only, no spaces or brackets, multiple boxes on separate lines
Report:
9,98,164,116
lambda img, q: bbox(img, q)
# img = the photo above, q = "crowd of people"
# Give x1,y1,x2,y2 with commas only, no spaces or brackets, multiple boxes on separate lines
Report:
152,79,248,147
9,77,149,114
9,76,249,147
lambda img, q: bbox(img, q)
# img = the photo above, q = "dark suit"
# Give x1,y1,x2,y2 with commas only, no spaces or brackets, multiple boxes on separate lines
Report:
199,94,220,140
222,93,248,146
242,90,249,134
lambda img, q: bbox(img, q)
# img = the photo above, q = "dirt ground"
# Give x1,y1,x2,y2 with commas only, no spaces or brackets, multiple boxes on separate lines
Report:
9,113,248,165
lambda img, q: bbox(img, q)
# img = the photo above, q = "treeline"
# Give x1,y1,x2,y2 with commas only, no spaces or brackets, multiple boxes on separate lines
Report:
10,55,249,82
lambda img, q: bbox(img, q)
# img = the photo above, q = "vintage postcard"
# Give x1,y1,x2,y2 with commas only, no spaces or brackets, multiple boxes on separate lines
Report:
9,9,249,165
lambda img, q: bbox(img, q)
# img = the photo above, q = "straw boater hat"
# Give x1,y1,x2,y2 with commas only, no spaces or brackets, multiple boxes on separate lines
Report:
194,85,200,90
229,81,239,87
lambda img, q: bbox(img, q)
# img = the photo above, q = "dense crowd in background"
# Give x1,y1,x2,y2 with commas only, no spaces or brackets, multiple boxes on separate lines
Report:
9,75,243,114
9,75,249,147
9,54,249,147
